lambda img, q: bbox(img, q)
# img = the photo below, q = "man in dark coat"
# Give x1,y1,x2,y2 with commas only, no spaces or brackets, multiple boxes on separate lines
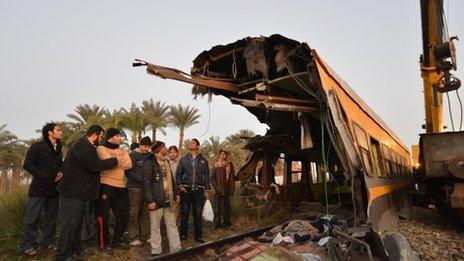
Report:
20,123,63,257
211,150,235,229
126,136,152,247
176,138,211,243
55,125,120,261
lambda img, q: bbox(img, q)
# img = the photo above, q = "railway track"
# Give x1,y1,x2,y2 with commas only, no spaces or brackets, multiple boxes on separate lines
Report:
150,224,277,261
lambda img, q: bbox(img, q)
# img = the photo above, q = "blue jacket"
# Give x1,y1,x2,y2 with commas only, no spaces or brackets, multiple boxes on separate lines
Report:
125,149,151,189
175,153,211,190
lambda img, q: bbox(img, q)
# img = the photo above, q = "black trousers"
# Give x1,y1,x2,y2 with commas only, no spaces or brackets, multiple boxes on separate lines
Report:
20,195,59,251
95,184,129,249
56,194,87,260
213,195,232,227
80,200,97,242
180,187,204,239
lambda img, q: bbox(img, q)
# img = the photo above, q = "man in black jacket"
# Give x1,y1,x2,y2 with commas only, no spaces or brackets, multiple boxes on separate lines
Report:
56,125,119,261
176,138,211,243
20,123,63,257
126,136,152,247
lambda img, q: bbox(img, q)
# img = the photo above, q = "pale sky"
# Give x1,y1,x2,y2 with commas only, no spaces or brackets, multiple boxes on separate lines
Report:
1,0,463,148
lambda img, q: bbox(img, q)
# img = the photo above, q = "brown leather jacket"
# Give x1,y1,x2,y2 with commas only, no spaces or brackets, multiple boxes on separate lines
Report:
211,160,235,196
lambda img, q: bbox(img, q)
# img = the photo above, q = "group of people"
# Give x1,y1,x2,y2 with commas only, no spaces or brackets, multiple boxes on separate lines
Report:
20,123,236,260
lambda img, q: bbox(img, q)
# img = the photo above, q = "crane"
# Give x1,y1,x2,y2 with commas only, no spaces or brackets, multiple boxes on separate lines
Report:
415,0,463,215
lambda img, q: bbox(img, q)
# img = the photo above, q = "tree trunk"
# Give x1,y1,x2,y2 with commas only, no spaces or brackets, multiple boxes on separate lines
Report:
0,169,9,192
178,131,184,155
131,133,138,143
152,129,157,142
12,166,20,189
138,133,142,143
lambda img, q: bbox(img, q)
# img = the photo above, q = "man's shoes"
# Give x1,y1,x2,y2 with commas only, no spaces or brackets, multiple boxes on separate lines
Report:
43,244,58,250
99,246,113,255
180,235,187,241
112,242,129,250
24,248,37,257
129,239,144,247
195,238,205,244
150,253,160,257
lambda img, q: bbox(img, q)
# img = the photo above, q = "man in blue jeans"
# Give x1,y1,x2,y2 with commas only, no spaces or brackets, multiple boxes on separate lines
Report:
21,123,63,257
176,138,211,243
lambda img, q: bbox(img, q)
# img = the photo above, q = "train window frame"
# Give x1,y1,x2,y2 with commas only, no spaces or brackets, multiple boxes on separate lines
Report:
369,137,384,178
396,153,404,176
389,148,398,175
381,144,392,177
401,156,407,175
353,122,369,149
352,122,373,176
290,160,303,183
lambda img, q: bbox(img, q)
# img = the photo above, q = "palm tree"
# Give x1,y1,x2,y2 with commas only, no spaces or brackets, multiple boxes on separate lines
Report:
66,104,107,144
103,109,125,130
201,135,225,164
0,124,19,190
224,129,256,170
67,104,107,128
121,103,148,143
142,99,170,141
225,129,255,145
169,104,201,154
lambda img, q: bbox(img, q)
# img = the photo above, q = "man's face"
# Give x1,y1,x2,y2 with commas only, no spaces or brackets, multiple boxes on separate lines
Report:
49,125,63,140
189,140,199,151
169,149,178,160
96,132,104,145
140,145,151,153
108,134,123,145
160,145,168,156
220,151,227,161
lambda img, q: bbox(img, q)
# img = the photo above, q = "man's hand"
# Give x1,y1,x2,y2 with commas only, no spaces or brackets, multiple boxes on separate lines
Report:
116,155,126,166
179,187,187,193
148,202,157,210
175,195,180,206
55,172,63,182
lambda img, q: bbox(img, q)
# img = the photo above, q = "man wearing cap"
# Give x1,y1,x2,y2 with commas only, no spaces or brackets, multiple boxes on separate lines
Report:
95,128,132,251
142,140,181,256
176,138,211,243
126,136,152,247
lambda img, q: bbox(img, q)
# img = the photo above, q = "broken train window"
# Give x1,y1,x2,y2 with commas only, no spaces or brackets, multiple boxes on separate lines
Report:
352,122,373,176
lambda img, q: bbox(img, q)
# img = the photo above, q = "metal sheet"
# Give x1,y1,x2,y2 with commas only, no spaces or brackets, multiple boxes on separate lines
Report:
420,131,464,178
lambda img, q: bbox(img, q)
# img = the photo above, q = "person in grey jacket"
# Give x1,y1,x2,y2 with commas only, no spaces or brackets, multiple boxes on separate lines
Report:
126,136,152,246
176,138,211,243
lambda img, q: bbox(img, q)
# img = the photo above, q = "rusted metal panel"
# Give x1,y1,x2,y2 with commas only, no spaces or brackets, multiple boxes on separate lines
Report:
450,183,464,208
420,131,464,178
137,61,243,93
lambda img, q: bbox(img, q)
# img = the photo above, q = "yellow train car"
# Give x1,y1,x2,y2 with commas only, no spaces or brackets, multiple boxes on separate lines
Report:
135,34,412,232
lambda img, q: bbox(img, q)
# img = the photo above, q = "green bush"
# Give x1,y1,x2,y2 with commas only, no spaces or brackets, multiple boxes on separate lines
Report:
0,186,28,259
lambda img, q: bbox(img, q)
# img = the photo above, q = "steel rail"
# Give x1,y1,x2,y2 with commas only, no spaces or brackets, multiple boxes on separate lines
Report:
150,224,277,261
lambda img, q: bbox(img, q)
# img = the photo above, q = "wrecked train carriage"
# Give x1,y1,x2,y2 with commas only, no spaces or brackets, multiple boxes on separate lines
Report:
135,34,412,232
